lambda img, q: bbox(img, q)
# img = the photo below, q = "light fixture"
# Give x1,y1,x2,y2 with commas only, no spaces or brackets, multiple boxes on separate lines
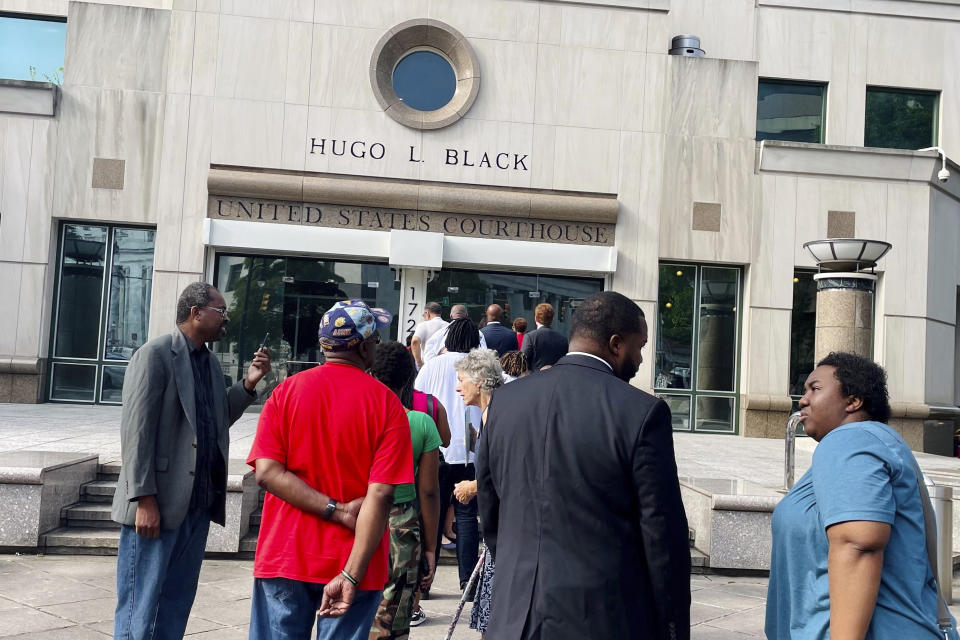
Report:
676,270,683,277
793,277,799,283
802,238,892,272
665,302,673,309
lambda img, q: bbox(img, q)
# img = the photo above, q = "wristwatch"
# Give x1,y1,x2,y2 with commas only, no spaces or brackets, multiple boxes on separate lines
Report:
322,499,337,521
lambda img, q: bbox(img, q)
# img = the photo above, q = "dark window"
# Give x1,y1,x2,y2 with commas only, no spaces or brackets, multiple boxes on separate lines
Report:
392,50,457,111
757,79,826,143
0,13,66,82
789,270,817,398
864,87,938,150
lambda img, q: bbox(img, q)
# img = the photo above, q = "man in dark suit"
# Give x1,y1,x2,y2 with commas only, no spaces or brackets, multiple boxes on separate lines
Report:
112,282,271,640
480,304,519,356
520,302,569,371
477,291,690,640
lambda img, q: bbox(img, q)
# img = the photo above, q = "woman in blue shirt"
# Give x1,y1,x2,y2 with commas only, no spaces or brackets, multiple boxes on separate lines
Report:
766,351,953,639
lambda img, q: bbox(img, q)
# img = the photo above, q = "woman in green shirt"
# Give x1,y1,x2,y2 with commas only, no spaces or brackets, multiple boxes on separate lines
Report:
369,341,442,639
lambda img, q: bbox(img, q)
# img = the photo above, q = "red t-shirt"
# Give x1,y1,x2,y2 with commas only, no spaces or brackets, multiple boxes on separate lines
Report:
246,362,413,589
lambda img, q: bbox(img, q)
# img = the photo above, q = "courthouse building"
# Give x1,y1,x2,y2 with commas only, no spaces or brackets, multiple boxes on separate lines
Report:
0,0,958,450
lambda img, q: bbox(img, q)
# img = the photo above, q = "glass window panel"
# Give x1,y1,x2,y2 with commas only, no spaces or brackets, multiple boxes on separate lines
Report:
0,15,66,82
104,228,155,361
54,225,107,359
656,265,696,390
100,365,126,403
757,80,825,143
660,394,692,432
864,87,938,150
697,267,739,392
392,50,456,111
789,271,817,397
695,396,735,433
50,362,97,402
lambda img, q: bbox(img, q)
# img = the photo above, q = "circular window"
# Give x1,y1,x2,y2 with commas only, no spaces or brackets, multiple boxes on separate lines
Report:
392,50,457,111
370,19,480,130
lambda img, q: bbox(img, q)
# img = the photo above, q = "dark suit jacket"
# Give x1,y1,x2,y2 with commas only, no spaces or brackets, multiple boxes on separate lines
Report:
112,331,254,529
520,325,569,371
481,321,520,356
476,354,690,640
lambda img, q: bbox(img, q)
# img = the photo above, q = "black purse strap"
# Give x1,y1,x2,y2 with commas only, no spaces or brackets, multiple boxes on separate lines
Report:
912,461,953,636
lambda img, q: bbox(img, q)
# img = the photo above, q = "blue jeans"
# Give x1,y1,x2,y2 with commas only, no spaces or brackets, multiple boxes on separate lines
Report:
441,463,480,586
249,577,381,640
113,506,211,640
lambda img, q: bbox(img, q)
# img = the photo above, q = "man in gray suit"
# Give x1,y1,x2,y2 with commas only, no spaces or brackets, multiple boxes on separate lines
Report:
112,282,271,640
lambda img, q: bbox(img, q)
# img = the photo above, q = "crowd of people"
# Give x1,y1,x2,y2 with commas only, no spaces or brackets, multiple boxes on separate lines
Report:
110,281,957,640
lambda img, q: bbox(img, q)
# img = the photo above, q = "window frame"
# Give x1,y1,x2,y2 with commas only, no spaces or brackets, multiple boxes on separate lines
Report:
863,85,940,150
756,77,828,144
0,11,67,83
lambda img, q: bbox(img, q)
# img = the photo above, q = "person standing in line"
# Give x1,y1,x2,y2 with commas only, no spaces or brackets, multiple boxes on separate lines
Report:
411,302,447,369
247,300,413,640
420,305,487,364
368,341,443,640
512,317,527,350
112,282,271,640
520,303,568,371
477,291,690,640
480,304,519,356
449,349,504,638
414,318,483,592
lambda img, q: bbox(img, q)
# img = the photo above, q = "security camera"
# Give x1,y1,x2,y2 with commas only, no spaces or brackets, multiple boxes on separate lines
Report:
938,168,950,182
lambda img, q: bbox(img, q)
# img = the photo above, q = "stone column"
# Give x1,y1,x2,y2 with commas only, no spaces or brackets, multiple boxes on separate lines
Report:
813,272,876,362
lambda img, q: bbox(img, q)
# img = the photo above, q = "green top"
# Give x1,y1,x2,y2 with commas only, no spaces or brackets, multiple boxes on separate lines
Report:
394,409,443,504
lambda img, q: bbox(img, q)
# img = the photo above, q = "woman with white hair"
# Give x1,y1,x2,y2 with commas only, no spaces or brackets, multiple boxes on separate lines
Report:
453,348,504,637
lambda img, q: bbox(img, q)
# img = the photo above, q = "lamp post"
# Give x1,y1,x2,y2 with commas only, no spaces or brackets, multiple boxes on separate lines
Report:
802,238,891,361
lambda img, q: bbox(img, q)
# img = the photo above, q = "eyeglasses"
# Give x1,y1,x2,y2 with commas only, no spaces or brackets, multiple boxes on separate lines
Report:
200,306,228,317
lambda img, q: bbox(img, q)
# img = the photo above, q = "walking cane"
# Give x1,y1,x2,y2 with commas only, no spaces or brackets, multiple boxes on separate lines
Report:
443,549,486,640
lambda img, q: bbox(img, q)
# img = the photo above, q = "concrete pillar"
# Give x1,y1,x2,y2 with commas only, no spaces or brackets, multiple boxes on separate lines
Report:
813,272,876,362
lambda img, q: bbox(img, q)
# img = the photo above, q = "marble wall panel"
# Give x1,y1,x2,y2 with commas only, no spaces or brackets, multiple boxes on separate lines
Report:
66,3,171,92
215,15,289,102
221,0,313,21
752,175,796,310
646,11,671,55
15,264,47,358
840,13,869,147
309,24,382,111
428,0,539,43
883,183,930,319
744,307,791,396
556,4,648,52
210,98,284,168
280,104,309,171
925,320,956,406
154,93,190,273
530,124,556,189
313,0,428,30
537,4,562,45
23,119,57,264
612,132,662,301
191,11,220,96
641,53,668,133
942,23,960,156
848,180,887,242
551,126,620,194
285,21,313,105
466,39,537,124
882,315,927,403
634,299,656,392
927,191,960,325
865,16,944,92
0,263,23,355
662,57,756,141
0,119,31,262
668,0,756,62
534,46,624,130
180,96,215,274
302,106,333,174
49,86,94,221
148,271,183,340
174,0,196,9
756,8,833,82
0,0,67,15
620,51,648,132
320,107,424,181
165,10,196,94
419,118,532,188
197,0,220,12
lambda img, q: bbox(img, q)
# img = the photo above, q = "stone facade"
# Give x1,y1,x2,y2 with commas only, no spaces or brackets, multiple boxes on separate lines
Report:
0,0,957,445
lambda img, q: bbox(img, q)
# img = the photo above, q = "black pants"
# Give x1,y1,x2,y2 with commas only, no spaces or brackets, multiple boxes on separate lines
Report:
436,462,479,587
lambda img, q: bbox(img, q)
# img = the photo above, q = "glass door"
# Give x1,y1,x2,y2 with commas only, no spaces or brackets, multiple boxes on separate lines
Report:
49,224,156,403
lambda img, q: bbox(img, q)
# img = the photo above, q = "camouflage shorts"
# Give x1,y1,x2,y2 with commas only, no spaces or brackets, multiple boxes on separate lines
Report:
369,502,421,640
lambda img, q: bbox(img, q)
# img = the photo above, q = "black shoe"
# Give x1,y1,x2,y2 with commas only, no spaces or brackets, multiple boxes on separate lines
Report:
409,607,426,627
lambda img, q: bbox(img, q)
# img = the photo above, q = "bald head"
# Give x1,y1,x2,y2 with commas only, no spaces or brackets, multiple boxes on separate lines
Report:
486,304,503,322
450,304,468,319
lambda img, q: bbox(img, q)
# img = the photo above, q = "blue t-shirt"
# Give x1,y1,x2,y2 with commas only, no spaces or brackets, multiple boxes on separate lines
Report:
766,421,950,639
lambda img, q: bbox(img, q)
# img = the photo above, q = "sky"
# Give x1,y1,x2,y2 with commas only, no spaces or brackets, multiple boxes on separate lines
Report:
0,16,66,82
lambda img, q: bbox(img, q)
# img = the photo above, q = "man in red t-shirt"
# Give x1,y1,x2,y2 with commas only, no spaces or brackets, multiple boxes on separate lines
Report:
247,299,413,640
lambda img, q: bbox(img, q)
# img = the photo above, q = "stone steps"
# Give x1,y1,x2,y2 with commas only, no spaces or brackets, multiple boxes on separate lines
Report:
80,480,117,504
64,503,119,529
42,526,120,555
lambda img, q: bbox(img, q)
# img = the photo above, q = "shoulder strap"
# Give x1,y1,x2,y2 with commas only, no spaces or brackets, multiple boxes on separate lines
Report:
913,462,954,634
426,394,436,421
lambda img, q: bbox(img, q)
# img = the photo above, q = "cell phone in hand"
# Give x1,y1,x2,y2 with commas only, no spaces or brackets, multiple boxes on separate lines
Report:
258,332,270,352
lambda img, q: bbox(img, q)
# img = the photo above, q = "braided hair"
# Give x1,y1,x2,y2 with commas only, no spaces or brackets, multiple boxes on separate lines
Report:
369,340,417,409
444,317,480,354
499,350,528,378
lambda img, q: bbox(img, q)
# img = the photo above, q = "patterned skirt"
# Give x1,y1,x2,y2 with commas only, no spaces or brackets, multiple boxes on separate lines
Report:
469,551,495,632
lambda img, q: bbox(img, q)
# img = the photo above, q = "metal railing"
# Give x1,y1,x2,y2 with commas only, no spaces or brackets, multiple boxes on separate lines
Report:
784,411,802,491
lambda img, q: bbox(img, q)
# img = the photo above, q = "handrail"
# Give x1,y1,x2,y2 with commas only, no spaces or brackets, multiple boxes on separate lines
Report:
784,411,802,491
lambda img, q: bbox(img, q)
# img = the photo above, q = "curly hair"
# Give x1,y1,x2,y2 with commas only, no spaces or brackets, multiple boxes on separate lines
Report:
369,341,417,407
534,303,554,326
817,351,891,423
445,317,480,353
454,348,503,393
175,282,214,324
499,350,528,378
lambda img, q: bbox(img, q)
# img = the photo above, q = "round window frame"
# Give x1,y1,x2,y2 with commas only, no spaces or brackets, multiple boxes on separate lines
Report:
370,19,480,130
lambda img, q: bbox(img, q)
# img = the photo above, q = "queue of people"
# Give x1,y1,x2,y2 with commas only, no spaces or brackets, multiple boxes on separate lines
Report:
111,281,956,640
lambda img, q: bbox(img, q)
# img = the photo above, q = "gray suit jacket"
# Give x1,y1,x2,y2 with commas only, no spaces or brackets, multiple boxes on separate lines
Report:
111,330,254,529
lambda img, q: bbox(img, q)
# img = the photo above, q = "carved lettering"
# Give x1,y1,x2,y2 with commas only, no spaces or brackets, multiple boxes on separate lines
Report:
479,152,491,168
514,154,529,171
350,141,366,158
462,150,475,167
287,205,301,222
331,140,346,156
496,153,509,170
419,215,430,231
309,137,325,155
445,149,458,165
305,206,322,224
409,145,421,163
370,143,385,159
